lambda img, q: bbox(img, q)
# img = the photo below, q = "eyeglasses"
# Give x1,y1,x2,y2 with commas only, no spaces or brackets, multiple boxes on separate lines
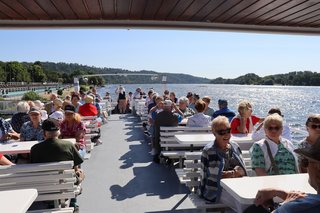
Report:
310,124,320,130
267,126,281,131
216,128,231,136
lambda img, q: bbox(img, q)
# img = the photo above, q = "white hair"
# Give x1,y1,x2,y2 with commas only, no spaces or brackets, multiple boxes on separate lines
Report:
179,96,189,105
17,101,30,113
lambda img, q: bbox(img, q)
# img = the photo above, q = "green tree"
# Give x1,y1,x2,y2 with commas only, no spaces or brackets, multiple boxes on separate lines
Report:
28,64,47,82
5,62,31,82
0,66,6,82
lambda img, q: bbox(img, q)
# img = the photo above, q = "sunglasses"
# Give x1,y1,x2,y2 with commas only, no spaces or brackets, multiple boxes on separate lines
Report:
267,126,281,131
307,117,320,123
310,124,320,130
216,128,231,136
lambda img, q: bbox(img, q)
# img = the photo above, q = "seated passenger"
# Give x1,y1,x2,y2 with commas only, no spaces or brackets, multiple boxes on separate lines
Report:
10,101,30,133
59,105,86,157
153,100,178,163
78,95,98,116
252,108,291,141
200,116,247,211
212,99,235,122
231,100,263,134
254,140,320,213
250,114,298,176
202,96,215,117
20,107,44,141
0,118,20,142
186,100,211,127
176,96,194,118
297,114,320,173
30,118,84,210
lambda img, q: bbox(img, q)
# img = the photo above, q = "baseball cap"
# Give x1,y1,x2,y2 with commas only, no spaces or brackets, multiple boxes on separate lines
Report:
64,105,75,113
29,106,41,114
42,118,60,131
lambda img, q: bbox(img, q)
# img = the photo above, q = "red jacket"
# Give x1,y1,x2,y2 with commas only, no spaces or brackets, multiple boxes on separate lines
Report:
78,103,98,116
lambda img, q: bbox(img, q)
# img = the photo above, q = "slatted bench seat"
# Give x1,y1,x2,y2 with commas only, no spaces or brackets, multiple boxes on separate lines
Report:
0,161,77,209
27,207,74,213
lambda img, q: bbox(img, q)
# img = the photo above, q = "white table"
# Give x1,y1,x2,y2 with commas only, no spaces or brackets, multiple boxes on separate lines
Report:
0,139,76,155
220,173,316,205
174,133,254,150
0,189,38,213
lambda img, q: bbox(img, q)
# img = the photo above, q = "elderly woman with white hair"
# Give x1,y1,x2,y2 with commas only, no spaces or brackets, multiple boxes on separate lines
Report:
11,101,30,133
176,96,195,118
250,113,298,176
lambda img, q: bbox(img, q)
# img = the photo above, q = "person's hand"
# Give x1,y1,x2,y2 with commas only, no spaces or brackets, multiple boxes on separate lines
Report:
282,191,306,204
255,189,276,207
234,166,245,177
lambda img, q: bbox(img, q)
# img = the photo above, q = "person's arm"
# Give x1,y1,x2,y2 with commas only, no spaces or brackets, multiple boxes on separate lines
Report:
172,103,183,116
238,116,248,133
255,188,306,208
251,143,268,176
0,155,14,165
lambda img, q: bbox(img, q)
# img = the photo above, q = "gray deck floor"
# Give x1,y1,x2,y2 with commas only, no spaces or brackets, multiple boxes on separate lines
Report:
78,114,199,213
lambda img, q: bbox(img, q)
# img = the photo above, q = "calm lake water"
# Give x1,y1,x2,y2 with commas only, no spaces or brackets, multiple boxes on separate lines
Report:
99,84,320,129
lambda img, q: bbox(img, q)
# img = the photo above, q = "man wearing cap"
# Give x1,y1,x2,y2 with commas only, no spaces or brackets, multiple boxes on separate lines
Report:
20,106,44,141
254,140,320,213
153,100,179,163
212,99,236,122
30,118,83,210
30,118,83,166
78,95,98,117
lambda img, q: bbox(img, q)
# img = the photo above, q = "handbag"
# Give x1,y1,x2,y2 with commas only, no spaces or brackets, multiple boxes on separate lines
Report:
264,140,279,175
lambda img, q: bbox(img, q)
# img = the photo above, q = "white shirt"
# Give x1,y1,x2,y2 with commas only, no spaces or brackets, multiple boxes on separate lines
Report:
186,113,211,127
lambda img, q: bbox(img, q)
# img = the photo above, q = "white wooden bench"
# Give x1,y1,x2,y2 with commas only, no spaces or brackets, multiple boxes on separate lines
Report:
182,154,229,213
81,116,101,155
0,161,77,210
159,126,211,166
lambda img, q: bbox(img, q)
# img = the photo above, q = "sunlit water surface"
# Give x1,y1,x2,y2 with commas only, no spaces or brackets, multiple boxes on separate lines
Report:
99,84,320,129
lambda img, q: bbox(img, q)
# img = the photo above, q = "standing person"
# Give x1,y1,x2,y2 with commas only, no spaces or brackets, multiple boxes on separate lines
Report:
253,140,320,213
212,99,235,122
200,116,247,212
127,92,133,109
115,85,126,114
297,114,320,173
231,100,263,134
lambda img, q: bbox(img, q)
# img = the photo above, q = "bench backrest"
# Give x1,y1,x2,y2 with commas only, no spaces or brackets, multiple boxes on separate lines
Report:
159,126,211,150
0,161,76,203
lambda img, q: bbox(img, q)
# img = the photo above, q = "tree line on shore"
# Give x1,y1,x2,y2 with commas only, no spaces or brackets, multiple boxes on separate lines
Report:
210,72,320,86
1,61,319,86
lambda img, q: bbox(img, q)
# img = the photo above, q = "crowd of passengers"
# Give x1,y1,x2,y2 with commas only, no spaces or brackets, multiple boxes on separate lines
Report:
131,87,320,213
0,86,106,210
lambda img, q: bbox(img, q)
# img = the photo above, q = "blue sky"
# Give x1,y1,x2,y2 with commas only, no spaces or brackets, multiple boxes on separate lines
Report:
0,29,319,79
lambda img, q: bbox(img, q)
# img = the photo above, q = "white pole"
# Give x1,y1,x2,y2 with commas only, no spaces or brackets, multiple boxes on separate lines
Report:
74,77,80,94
